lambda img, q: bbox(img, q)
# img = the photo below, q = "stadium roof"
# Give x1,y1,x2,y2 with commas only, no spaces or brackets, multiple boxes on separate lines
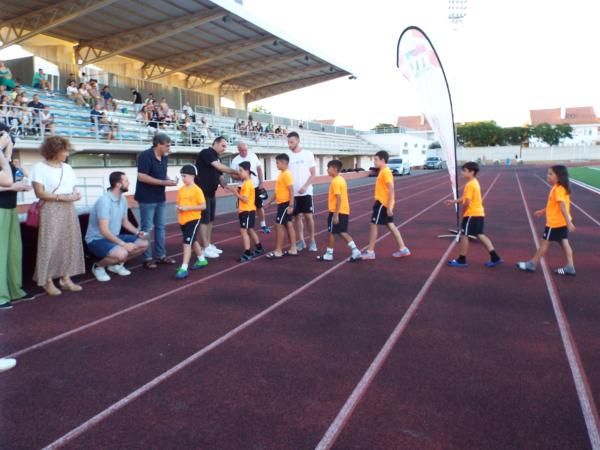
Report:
0,0,354,102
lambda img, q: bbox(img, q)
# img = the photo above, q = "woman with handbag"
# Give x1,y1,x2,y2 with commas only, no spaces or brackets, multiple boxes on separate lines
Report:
30,136,85,296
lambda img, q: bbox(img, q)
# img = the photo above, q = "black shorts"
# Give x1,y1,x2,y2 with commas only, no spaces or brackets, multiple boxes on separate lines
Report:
293,195,314,215
327,213,349,234
276,202,292,225
461,216,485,236
180,219,200,244
239,211,256,229
543,226,568,242
254,188,265,209
371,201,394,225
200,196,216,224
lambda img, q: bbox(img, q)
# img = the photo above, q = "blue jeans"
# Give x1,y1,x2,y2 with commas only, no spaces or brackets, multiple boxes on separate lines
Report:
139,202,166,261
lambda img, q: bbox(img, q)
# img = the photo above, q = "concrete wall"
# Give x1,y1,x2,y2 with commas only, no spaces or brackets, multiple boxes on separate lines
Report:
457,145,600,163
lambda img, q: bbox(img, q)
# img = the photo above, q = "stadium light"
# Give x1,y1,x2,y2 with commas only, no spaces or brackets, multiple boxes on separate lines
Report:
348,75,357,80
77,58,83,65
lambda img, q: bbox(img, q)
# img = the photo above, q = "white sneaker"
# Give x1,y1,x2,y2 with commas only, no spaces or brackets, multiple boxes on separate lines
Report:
204,247,220,259
107,263,131,276
209,244,223,254
92,264,111,282
0,358,17,373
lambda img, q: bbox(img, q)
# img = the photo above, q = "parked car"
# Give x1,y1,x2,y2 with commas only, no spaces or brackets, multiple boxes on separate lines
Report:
424,156,443,170
388,157,411,176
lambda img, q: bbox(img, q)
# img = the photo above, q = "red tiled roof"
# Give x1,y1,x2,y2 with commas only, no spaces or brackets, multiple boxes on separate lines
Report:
529,107,598,126
313,119,336,125
396,115,432,131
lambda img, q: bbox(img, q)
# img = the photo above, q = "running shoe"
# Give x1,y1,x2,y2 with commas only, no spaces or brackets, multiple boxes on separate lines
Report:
253,247,265,256
191,259,208,270
308,240,318,252
0,358,17,372
484,259,504,268
447,259,468,267
296,240,306,252
175,267,189,279
554,266,576,276
204,247,220,259
516,261,536,272
92,264,111,282
209,244,223,254
107,263,131,276
392,248,411,258
0,302,13,310
361,251,376,260
261,226,271,234
239,253,253,262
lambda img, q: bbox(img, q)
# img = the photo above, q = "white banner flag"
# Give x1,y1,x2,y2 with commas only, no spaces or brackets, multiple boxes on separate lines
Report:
397,26,458,201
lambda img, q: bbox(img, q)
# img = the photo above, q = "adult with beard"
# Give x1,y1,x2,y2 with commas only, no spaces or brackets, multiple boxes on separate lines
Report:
86,171,148,282
195,136,240,258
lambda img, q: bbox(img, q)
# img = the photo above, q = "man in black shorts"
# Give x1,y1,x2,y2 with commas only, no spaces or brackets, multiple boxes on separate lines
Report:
195,136,240,258
286,131,317,252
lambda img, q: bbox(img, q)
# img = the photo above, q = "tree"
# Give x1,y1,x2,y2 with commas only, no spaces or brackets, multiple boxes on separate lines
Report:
530,123,573,146
251,105,270,114
428,141,441,149
373,123,396,130
457,121,504,147
501,126,529,146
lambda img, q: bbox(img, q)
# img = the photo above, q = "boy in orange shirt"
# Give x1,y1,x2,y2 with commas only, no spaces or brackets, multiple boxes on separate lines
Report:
517,165,576,275
316,160,361,262
175,165,207,279
444,161,503,268
228,161,264,261
362,150,411,260
264,153,298,259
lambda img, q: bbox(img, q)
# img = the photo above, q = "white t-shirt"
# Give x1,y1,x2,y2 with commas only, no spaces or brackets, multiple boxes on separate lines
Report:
286,149,316,196
30,162,78,195
231,152,261,187
66,86,78,96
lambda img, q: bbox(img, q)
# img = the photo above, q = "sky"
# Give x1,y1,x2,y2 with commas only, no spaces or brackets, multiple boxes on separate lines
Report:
244,0,600,130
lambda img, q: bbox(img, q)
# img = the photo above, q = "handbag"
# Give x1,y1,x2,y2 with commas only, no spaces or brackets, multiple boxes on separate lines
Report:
26,165,63,228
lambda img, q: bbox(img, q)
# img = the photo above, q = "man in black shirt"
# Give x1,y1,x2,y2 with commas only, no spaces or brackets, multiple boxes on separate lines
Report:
135,132,178,269
131,88,143,113
195,136,239,258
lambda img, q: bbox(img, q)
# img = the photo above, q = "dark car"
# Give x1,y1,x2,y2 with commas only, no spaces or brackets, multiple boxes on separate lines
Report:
424,156,443,170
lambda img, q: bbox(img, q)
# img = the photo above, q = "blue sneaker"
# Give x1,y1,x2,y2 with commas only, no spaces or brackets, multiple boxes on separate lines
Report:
191,259,208,270
485,259,504,268
261,226,271,234
239,253,253,262
175,267,189,279
447,259,468,268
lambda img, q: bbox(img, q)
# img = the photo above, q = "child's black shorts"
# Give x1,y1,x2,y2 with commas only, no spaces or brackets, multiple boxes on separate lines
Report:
371,201,394,225
180,219,200,244
543,226,568,242
327,212,349,234
461,216,485,236
276,202,292,225
293,195,314,215
239,211,256,229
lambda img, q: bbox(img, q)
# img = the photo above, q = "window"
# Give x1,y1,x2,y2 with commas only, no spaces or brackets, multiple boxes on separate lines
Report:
106,153,137,167
403,142,408,147
402,150,409,155
69,153,105,168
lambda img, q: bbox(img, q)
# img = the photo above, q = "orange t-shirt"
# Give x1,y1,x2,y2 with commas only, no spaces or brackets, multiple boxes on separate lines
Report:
462,178,485,217
275,169,293,204
177,184,205,225
238,179,256,212
546,184,571,228
329,175,350,214
375,166,394,208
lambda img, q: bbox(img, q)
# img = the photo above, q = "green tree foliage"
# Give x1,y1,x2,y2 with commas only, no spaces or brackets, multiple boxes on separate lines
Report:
428,141,441,149
251,105,271,114
530,123,573,146
457,121,532,147
373,123,396,130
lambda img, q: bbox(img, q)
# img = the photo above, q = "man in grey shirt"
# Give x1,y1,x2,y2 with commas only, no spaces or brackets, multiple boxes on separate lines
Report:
85,171,148,282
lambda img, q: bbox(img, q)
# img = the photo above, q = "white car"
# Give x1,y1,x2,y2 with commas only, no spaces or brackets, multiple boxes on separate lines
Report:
388,157,411,176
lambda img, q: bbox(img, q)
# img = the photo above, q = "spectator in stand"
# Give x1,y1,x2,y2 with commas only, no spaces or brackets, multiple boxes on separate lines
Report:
39,105,55,137
0,96,9,126
159,97,169,115
32,68,53,96
20,90,30,104
86,171,148,282
78,82,92,108
66,80,85,107
17,105,34,136
100,85,117,111
136,105,148,124
66,73,77,87
195,136,240,258
8,86,21,102
145,93,154,106
97,113,115,140
147,103,161,135
87,79,100,106
0,61,16,91
28,93,44,120
135,133,178,269
131,88,143,113
30,136,85,296
0,132,33,310
90,103,102,131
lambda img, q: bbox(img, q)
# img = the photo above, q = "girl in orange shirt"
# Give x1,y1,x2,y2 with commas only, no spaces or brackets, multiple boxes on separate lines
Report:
517,165,576,276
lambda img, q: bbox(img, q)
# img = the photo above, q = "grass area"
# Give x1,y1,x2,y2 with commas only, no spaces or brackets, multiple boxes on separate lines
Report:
569,166,600,189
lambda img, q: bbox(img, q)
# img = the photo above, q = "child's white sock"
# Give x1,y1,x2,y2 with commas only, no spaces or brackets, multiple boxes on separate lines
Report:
181,264,188,270
198,255,206,262
260,220,266,227
347,241,357,250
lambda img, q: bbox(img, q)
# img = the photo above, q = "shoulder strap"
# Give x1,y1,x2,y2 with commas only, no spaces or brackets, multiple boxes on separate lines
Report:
51,165,64,195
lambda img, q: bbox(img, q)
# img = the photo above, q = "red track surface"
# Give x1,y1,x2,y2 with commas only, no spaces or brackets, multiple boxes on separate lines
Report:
1,166,599,450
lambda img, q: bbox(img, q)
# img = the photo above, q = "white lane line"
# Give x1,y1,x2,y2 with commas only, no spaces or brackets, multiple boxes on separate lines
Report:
5,180,451,360
534,174,600,228
518,173,600,450
40,188,453,450
571,179,600,196
314,172,502,450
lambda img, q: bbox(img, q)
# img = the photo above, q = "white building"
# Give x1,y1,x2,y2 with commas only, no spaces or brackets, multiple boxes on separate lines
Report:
529,106,600,147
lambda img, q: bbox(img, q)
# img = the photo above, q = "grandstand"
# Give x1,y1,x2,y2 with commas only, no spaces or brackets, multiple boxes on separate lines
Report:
0,0,386,208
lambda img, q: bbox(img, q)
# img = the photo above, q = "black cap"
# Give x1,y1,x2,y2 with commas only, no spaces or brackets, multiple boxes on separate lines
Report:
239,161,256,176
180,164,197,176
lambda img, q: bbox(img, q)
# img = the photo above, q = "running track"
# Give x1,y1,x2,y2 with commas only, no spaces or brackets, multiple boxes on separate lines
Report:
1,166,599,449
